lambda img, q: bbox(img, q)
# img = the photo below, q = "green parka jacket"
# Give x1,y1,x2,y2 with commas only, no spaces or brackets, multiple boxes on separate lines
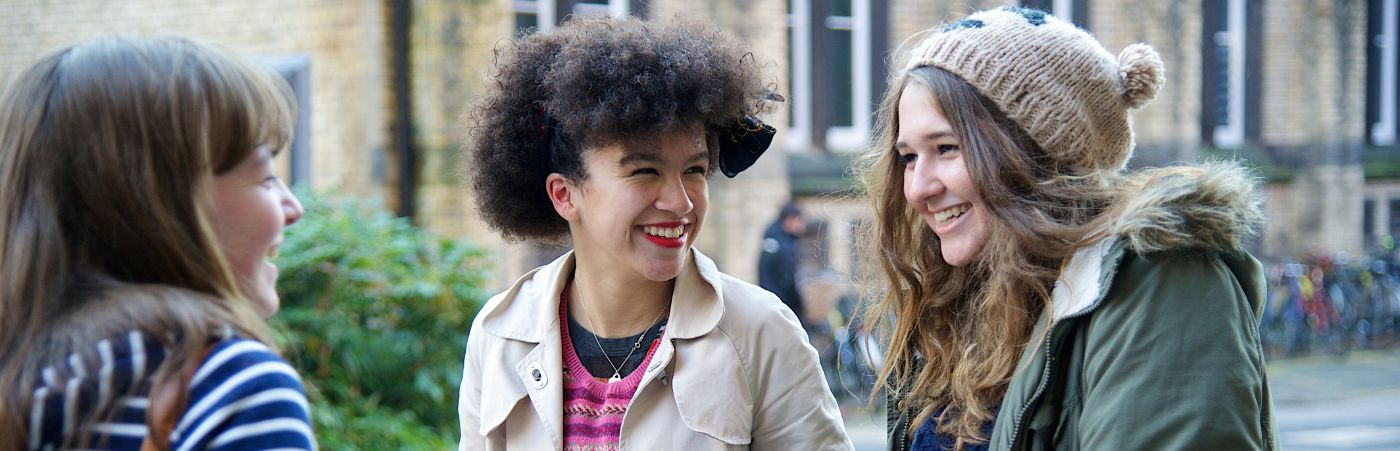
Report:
889,164,1280,450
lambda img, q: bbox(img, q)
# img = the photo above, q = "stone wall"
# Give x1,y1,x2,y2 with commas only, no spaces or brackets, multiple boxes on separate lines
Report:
0,0,393,201
1264,1,1369,257
1264,1,1368,150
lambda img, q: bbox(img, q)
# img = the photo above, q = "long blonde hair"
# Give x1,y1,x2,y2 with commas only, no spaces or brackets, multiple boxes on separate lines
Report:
857,62,1122,446
0,36,294,449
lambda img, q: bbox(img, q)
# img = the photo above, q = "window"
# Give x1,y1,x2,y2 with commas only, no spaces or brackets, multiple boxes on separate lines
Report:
1017,0,1087,28
515,0,642,35
265,55,312,186
512,0,537,36
1369,0,1399,146
1201,0,1258,148
570,0,611,16
787,0,886,152
828,3,855,133
1211,0,1244,147
786,0,809,147
1365,198,1377,247
1389,199,1400,239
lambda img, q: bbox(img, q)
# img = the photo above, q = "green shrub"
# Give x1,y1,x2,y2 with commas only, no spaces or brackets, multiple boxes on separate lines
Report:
272,191,489,449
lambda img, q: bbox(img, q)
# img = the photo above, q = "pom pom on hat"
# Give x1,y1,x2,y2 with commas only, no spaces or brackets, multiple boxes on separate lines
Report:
1119,43,1165,109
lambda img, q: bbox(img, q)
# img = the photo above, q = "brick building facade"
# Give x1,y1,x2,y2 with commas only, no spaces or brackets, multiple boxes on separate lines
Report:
1,0,1395,298
1,1,395,205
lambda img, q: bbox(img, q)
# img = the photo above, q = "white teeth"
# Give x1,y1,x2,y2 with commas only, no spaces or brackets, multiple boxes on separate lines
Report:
642,225,685,239
933,205,969,224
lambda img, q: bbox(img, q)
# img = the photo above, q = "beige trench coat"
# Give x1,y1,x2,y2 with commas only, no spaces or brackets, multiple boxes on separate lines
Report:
457,249,852,450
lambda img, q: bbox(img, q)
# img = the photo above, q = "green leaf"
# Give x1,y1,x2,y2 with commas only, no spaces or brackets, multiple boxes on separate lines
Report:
271,189,486,447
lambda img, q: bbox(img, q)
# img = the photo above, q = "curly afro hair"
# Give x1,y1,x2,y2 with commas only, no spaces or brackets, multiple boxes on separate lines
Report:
465,15,776,243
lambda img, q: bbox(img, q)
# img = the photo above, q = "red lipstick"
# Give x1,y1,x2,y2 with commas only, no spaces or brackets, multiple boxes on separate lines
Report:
639,222,687,248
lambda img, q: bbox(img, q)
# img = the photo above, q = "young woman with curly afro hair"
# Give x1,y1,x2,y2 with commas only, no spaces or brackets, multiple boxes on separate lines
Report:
456,15,851,450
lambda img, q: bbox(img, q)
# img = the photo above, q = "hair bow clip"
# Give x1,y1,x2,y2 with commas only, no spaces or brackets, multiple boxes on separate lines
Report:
717,115,776,178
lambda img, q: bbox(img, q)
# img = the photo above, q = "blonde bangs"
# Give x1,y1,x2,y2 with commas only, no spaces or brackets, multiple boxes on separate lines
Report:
187,41,296,174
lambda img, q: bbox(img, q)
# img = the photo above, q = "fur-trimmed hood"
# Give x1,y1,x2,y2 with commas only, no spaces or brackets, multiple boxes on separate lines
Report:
1050,160,1268,320
1098,160,1267,254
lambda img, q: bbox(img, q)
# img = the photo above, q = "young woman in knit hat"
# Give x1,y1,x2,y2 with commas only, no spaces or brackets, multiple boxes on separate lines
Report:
858,7,1278,450
457,15,850,450
0,36,313,449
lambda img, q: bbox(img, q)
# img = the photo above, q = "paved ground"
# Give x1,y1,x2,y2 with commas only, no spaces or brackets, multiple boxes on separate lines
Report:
841,347,1400,450
1270,348,1400,450
843,407,885,451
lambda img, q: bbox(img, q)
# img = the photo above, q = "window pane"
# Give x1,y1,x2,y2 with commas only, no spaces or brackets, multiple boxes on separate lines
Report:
830,28,853,127
831,0,851,17
1214,43,1231,128
1389,200,1400,236
573,1,609,15
788,18,796,127
1213,28,1231,129
516,13,538,37
1365,199,1376,237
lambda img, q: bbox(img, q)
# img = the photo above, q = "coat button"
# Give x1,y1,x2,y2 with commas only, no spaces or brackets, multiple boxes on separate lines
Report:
526,362,547,389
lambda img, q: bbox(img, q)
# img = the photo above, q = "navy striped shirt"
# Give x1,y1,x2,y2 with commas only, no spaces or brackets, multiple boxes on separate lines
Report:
28,331,316,450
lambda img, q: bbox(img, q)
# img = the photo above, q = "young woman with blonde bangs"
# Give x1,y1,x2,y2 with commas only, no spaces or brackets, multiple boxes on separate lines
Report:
0,36,314,449
859,7,1278,450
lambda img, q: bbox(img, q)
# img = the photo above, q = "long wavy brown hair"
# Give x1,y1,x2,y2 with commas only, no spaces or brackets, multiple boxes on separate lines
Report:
0,36,292,449
856,62,1122,447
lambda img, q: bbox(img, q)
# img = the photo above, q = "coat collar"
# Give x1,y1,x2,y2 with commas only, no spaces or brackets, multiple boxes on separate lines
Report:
1050,237,1125,320
479,248,726,343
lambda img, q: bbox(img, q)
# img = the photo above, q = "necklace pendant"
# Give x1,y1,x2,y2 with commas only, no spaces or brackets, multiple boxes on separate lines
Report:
608,373,621,384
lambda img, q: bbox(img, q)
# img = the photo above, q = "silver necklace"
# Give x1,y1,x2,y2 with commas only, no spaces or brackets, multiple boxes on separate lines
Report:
577,285,667,383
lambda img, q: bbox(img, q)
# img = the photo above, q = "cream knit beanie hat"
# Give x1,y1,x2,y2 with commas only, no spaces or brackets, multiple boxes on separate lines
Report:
905,6,1165,172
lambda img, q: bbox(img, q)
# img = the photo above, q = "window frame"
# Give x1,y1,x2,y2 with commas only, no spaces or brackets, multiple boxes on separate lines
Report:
1200,0,1259,149
264,55,312,186
1213,0,1247,148
786,0,876,153
823,3,873,151
514,0,638,34
1017,0,1088,28
1370,0,1399,147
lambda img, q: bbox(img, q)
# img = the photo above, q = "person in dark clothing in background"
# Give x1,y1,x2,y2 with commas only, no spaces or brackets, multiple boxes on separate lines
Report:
759,202,808,329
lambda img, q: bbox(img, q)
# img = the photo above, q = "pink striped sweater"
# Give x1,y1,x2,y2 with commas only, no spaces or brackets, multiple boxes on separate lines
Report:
559,296,664,451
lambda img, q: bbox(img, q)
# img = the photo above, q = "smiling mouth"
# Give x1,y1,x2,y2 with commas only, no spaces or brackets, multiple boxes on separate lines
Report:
640,223,688,249
933,204,970,226
642,224,686,239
